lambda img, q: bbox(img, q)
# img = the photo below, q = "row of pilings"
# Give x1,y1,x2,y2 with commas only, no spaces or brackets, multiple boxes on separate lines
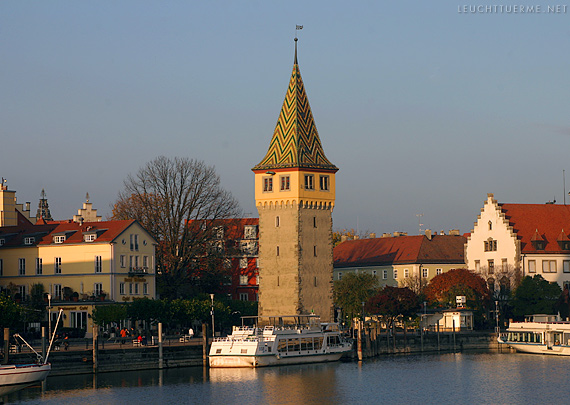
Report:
351,319,500,360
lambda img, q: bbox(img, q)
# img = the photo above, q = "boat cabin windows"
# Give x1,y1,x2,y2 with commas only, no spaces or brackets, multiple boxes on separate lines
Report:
277,336,324,353
327,335,341,347
507,332,542,343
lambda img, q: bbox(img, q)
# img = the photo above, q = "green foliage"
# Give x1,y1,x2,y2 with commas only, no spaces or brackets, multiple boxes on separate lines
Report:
334,272,378,321
92,303,128,327
366,286,419,327
127,298,165,329
0,293,23,329
512,275,562,319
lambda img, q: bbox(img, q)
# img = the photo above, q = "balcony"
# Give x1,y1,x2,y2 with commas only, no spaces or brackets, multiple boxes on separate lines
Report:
128,267,149,277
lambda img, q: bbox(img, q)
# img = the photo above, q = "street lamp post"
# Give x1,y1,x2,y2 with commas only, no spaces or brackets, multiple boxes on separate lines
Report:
210,294,215,339
495,300,500,335
47,293,52,338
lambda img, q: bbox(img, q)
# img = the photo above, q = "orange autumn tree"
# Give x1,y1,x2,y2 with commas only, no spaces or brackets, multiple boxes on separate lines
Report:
424,268,491,312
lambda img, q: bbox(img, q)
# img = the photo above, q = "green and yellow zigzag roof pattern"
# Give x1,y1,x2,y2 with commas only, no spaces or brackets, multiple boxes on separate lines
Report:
253,52,337,172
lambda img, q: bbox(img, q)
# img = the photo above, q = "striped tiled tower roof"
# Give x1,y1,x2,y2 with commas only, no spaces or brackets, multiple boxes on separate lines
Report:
252,39,337,172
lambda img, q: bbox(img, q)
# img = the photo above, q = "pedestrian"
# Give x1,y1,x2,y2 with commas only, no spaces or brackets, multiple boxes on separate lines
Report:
188,328,194,339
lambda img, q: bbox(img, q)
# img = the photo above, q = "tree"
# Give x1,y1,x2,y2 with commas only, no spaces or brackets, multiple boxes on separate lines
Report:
512,275,562,319
0,293,23,329
424,268,490,309
366,286,419,328
111,156,241,299
127,298,165,332
92,303,128,327
333,272,378,323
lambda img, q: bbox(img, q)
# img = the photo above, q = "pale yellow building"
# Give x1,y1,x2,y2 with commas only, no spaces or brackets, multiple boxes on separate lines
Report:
0,186,157,335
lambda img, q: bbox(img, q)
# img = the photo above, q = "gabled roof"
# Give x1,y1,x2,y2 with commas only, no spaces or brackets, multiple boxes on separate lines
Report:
499,203,570,252
252,39,337,172
333,234,466,268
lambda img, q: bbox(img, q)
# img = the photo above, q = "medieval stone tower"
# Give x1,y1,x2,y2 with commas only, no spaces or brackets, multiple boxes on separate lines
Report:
252,39,338,322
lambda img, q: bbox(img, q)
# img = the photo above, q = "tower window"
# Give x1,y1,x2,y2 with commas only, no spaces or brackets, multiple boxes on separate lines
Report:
280,175,290,191
304,174,314,190
276,246,280,256
263,177,273,192
319,175,329,191
314,246,317,256
313,217,317,228
275,216,280,227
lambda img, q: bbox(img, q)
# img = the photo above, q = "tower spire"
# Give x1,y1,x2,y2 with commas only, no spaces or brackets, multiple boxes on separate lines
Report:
294,37,298,65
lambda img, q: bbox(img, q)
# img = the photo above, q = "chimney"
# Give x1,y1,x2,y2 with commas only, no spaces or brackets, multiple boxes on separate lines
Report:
425,229,432,240
369,233,376,239
340,235,348,243
25,202,30,211
449,229,460,236
382,233,392,238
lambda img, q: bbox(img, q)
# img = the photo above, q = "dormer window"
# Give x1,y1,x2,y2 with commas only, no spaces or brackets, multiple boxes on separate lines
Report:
24,237,35,245
54,235,65,244
84,234,96,242
534,241,545,250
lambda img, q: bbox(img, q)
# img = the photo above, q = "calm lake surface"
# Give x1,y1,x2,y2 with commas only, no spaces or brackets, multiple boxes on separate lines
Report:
4,352,570,404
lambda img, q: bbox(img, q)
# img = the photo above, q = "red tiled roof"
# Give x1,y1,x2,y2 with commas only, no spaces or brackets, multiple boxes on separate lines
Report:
333,234,466,268
187,218,258,240
0,219,144,247
499,203,570,252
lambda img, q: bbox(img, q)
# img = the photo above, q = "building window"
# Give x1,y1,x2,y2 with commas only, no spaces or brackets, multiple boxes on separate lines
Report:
488,221,492,230
54,257,62,274
244,225,257,239
502,259,508,272
240,258,248,269
129,283,133,294
120,255,126,268
240,293,249,301
276,246,280,256
94,283,103,296
422,268,428,278
436,268,442,276
133,283,139,295
143,256,149,269
484,239,497,252
338,272,343,280
263,177,273,192
24,237,35,245
0,259,3,276
95,256,102,273
314,246,317,257
372,270,377,277
488,260,494,274
36,258,42,275
143,283,149,295
18,258,25,275
130,234,139,251
528,260,536,273
304,174,314,190
313,217,317,228
240,275,248,285
382,270,387,279
404,269,409,278
275,216,280,227
542,260,557,273
280,175,290,191
120,283,125,295
53,284,62,300
394,269,398,279
84,234,96,242
319,175,329,191
54,235,65,244
475,260,480,272
564,261,570,273
0,239,4,246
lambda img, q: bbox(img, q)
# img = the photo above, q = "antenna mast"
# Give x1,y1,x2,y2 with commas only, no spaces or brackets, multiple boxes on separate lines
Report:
416,213,424,235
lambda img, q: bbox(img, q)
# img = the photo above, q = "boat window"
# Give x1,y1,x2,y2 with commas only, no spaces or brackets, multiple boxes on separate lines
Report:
314,337,323,350
302,338,313,351
241,349,248,353
216,349,222,354
288,338,301,352
278,339,287,353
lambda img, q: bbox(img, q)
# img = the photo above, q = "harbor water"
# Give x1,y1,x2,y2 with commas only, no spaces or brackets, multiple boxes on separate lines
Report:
4,352,570,404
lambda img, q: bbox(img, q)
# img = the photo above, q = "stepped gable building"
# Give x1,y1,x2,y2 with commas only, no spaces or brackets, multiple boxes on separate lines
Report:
252,38,338,322
333,231,466,288
466,193,570,290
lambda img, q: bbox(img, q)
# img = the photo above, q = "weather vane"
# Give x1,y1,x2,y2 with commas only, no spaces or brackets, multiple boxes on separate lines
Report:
295,24,303,40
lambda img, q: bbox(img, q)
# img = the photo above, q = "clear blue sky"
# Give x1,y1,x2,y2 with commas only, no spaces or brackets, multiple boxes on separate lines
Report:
2,1,569,235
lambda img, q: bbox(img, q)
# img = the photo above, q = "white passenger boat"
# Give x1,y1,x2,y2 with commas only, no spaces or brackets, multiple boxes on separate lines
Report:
209,315,352,368
498,314,570,355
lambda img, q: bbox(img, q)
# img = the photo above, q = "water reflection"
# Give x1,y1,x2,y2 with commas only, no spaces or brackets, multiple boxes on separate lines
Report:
5,353,570,404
